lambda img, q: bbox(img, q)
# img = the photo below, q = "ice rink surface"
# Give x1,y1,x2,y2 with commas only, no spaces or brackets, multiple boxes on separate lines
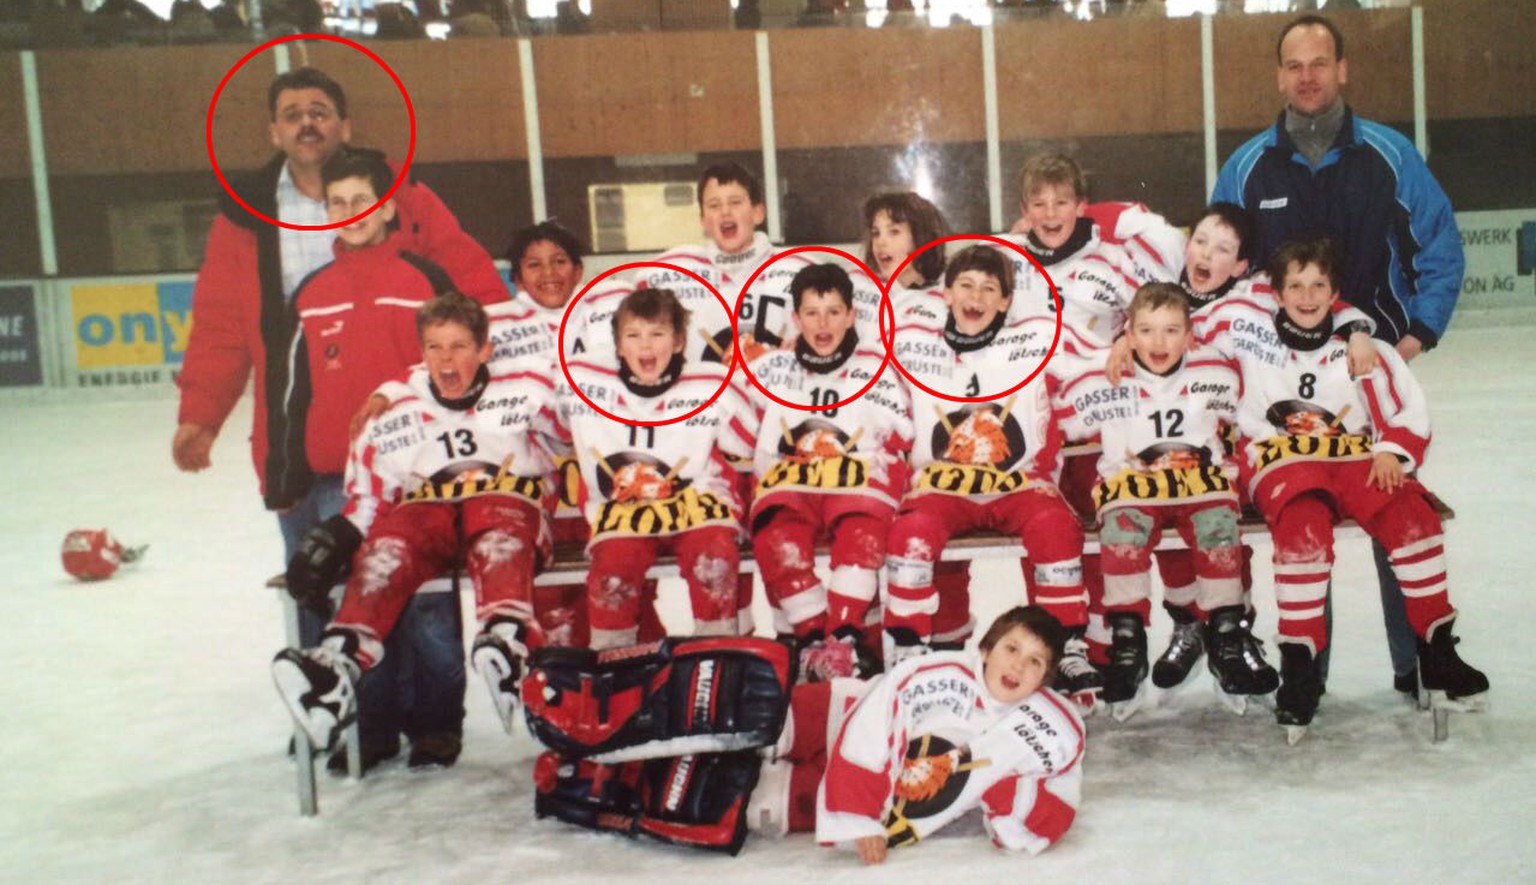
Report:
2,312,1533,884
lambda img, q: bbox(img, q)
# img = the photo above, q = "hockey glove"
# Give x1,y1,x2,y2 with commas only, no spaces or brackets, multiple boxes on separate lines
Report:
285,515,363,615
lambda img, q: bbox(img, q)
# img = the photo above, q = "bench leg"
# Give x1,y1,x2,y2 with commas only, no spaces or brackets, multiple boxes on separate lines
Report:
281,595,322,814
294,727,319,816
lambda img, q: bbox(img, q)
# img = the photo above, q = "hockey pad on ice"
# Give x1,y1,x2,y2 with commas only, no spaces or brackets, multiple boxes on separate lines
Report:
286,515,362,615
635,751,761,856
533,751,643,834
522,637,793,763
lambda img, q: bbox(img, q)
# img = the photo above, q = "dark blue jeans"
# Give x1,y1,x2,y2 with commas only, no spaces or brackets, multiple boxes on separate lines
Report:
279,475,466,746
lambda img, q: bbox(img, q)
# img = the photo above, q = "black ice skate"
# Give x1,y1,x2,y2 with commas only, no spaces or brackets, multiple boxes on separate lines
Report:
1103,613,1149,722
1417,618,1489,713
1056,629,1104,714
882,627,932,672
1275,642,1321,745
271,634,361,752
1205,605,1280,714
1151,604,1205,689
472,618,530,735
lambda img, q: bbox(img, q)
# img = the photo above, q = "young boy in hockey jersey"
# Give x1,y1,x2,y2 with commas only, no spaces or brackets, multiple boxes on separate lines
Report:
1102,207,1380,690
495,221,668,649
273,292,559,756
742,606,1082,860
883,245,1094,697
283,150,496,770
1054,283,1278,717
745,263,912,680
554,287,758,649
1237,239,1488,740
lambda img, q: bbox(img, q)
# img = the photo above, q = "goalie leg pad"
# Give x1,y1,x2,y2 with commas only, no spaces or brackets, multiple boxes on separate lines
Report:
522,637,793,762
635,751,762,856
533,751,643,835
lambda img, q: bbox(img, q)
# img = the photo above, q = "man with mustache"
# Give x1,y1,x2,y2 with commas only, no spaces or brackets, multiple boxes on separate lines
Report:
174,66,506,769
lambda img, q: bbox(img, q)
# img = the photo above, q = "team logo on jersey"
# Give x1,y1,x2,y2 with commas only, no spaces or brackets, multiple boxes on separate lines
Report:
592,486,736,537
884,734,987,848
698,327,735,365
594,452,690,502
1254,433,1373,471
1094,464,1233,510
406,460,544,503
778,418,854,461
1265,400,1343,436
1135,441,1210,472
931,400,1027,467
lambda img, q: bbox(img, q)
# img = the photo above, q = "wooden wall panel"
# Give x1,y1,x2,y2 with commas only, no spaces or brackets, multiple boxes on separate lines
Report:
535,31,759,157
312,40,527,163
1213,8,1413,131
40,44,260,176
771,27,982,150
662,0,732,31
1423,0,1536,120
294,40,415,164
996,15,1202,140
0,54,29,178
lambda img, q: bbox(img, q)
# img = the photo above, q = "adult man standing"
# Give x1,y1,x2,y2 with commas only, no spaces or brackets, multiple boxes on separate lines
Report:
174,66,507,769
1212,15,1465,696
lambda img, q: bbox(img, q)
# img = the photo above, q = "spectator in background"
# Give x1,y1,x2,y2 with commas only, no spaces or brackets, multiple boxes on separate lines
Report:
1212,14,1466,699
448,0,500,37
374,2,425,38
553,0,588,35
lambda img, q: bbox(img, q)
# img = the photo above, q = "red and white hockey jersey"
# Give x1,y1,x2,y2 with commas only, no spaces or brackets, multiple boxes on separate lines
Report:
1052,347,1241,514
343,367,558,535
817,651,1085,855
890,312,1064,500
1234,331,1431,496
996,225,1141,352
1082,201,1186,288
743,345,913,514
635,233,812,363
551,360,758,542
485,298,560,376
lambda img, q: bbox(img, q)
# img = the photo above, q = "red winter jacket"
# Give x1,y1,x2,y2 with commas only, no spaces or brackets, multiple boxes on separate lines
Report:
286,235,480,477
176,149,508,509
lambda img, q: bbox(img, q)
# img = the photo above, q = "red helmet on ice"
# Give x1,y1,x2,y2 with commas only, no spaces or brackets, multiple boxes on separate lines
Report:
61,529,134,581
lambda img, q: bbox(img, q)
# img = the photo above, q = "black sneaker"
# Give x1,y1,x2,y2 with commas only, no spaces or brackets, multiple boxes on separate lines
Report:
408,732,463,769
1393,668,1419,700
327,738,401,776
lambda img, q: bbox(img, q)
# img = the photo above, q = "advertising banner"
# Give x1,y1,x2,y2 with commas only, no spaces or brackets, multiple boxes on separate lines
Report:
0,284,43,388
65,279,193,388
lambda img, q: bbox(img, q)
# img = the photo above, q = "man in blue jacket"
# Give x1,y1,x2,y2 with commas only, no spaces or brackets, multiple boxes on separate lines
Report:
1213,14,1465,698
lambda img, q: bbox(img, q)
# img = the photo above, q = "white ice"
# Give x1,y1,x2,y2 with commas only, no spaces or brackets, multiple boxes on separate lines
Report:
3,310,1534,884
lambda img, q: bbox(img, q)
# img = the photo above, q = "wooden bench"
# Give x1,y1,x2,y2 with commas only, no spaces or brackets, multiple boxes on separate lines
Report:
280,492,1456,815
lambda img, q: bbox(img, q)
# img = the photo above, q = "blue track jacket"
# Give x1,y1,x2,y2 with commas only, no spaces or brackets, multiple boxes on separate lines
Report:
1213,109,1463,349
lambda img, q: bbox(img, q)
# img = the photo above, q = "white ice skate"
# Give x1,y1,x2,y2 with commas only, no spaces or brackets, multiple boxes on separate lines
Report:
472,621,529,735
271,645,359,752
